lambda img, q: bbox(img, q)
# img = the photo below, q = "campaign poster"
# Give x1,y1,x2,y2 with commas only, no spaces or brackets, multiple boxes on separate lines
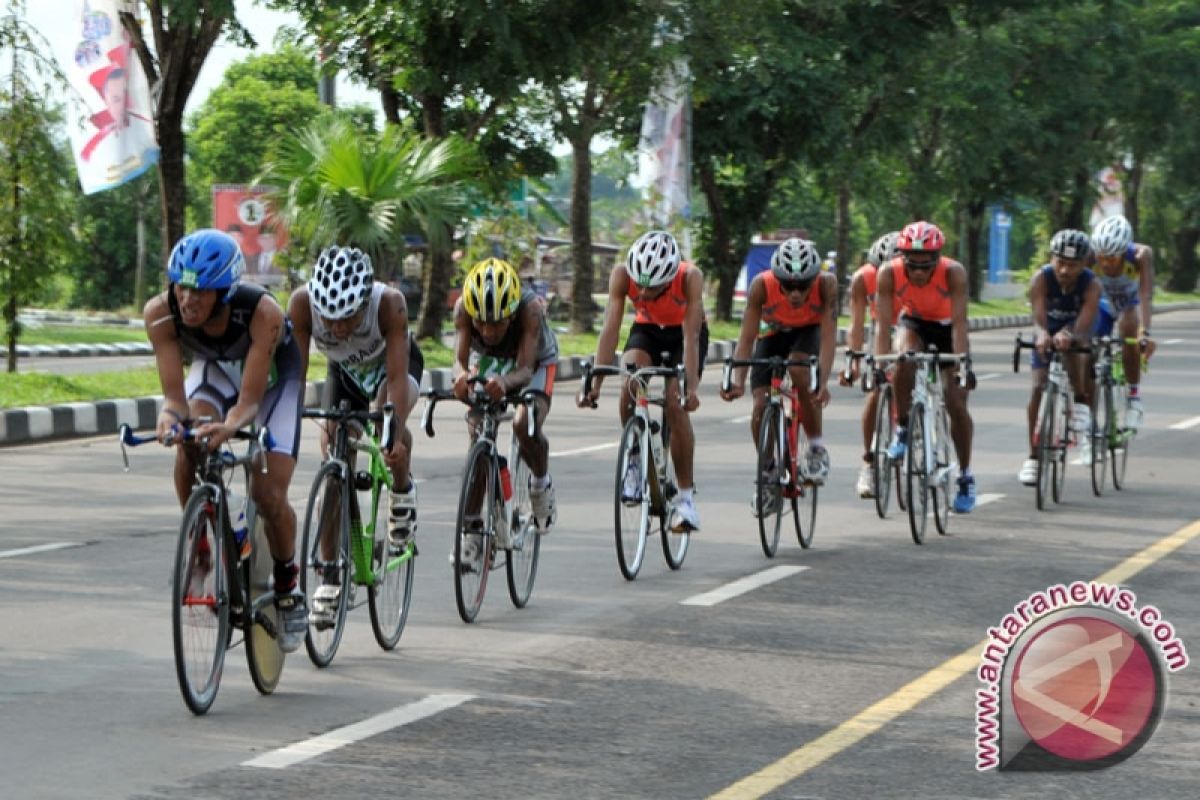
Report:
212,184,289,285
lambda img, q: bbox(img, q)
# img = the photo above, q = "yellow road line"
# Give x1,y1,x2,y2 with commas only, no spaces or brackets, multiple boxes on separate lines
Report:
709,518,1200,799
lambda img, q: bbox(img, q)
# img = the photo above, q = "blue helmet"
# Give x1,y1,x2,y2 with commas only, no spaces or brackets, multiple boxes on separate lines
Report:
166,229,244,303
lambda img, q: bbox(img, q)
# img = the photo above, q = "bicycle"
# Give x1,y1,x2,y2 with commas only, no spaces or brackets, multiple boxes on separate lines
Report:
843,349,906,519
422,379,542,622
580,358,690,579
874,349,970,544
298,402,416,667
720,354,819,558
119,423,284,715
1089,336,1142,494
1013,336,1091,510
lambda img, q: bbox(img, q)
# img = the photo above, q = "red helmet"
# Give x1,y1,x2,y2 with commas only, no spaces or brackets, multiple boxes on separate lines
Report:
896,221,945,253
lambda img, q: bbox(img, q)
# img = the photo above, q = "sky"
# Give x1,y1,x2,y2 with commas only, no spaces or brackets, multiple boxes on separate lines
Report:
28,0,380,119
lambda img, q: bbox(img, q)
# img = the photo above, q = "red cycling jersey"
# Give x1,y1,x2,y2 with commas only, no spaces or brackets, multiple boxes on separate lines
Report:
888,256,953,324
628,262,695,327
758,271,825,335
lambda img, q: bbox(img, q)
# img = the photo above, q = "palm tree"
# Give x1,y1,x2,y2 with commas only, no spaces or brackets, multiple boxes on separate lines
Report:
260,116,472,281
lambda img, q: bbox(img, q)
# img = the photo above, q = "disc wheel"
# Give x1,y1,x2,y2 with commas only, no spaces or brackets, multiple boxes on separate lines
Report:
172,489,230,715
453,441,493,623
506,454,541,608
301,462,351,667
906,405,929,544
244,511,284,695
614,417,650,580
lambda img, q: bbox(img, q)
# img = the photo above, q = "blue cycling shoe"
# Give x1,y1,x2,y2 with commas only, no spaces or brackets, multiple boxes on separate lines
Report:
953,475,976,514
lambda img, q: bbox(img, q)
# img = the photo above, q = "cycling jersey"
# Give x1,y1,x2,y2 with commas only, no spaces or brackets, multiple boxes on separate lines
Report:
758,271,825,336
1095,246,1141,314
889,256,953,324
311,283,423,396
628,262,697,327
469,290,559,377
852,264,879,322
1040,265,1096,332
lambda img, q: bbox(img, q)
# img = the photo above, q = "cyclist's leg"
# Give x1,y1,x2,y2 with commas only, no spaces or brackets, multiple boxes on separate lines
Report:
519,365,556,529
619,324,657,425
380,336,425,489
888,324,921,457
748,331,792,445
1118,304,1141,387
179,359,233,507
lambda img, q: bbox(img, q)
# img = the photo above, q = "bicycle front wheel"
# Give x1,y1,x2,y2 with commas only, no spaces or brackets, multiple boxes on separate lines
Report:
245,513,284,695
1052,393,1068,504
506,453,541,608
756,403,784,557
453,441,493,622
614,417,650,580
659,423,689,570
1112,385,1131,490
1035,392,1054,511
932,406,953,536
172,489,230,715
369,477,415,650
792,421,816,548
872,385,895,519
906,405,929,544
301,462,351,667
1090,384,1109,496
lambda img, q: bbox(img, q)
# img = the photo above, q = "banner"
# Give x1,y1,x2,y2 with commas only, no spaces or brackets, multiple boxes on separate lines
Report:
212,185,289,285
62,1,159,194
636,58,691,228
1089,165,1125,229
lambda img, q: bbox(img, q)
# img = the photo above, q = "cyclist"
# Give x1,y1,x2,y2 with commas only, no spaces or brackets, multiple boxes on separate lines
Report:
144,229,307,653
874,220,978,513
721,237,836,511
287,245,424,624
579,230,708,533
452,258,559,559
1019,230,1101,484
1089,214,1155,430
843,230,899,498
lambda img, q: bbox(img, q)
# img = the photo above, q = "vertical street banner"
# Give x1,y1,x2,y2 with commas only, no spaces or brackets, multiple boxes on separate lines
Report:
212,185,289,286
636,58,691,229
1090,165,1125,229
62,0,159,194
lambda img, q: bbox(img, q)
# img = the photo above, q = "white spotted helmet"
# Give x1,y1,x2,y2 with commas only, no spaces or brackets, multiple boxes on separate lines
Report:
309,246,374,320
626,230,681,289
867,231,900,267
1091,215,1133,257
770,238,822,285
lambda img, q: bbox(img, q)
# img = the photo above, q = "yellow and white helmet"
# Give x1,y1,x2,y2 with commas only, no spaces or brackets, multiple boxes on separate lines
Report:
463,258,521,322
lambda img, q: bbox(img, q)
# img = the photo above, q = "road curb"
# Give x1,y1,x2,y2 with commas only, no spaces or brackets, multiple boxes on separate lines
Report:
4,305,1197,447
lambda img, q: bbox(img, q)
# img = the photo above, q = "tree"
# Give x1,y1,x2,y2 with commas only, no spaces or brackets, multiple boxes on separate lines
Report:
72,174,163,310
0,1,77,371
259,115,471,283
122,1,247,259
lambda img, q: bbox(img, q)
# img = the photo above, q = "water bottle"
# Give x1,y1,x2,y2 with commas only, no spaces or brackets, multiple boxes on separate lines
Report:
649,420,665,472
498,456,513,502
228,489,249,557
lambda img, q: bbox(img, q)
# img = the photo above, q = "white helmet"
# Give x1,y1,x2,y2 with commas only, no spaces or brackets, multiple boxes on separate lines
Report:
867,231,900,267
309,246,374,320
626,230,681,289
770,238,822,284
1091,215,1133,257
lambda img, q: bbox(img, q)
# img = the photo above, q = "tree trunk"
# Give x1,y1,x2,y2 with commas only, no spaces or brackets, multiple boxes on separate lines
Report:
416,94,452,341
1167,226,1199,293
697,161,736,321
5,293,15,374
965,199,986,302
1125,158,1143,233
569,134,596,333
834,182,850,315
156,113,188,260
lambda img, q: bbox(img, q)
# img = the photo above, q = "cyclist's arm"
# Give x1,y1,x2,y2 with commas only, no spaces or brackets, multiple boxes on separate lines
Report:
1028,270,1052,349
379,288,412,412
681,268,705,394
1134,243,1154,336
730,275,766,387
1074,278,1102,341
948,260,970,355
286,287,313,383
223,296,285,432
873,267,895,356
451,299,473,380
846,270,867,352
817,273,837,388
501,300,543,394
144,293,189,433
592,266,629,391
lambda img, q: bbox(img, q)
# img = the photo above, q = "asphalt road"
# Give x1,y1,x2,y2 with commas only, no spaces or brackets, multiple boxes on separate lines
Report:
1,316,1197,800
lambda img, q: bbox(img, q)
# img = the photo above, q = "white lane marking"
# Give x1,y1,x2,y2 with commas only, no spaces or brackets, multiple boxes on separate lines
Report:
975,372,1002,382
1169,415,1200,431
550,442,618,457
680,566,809,607
949,492,1004,516
727,415,752,424
1163,338,1184,345
244,694,475,769
0,542,84,559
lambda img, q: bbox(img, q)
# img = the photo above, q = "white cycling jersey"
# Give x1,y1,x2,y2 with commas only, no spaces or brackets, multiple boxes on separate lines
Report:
311,282,387,395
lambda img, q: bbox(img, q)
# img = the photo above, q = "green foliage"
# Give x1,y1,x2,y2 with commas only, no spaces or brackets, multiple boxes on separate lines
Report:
72,175,163,309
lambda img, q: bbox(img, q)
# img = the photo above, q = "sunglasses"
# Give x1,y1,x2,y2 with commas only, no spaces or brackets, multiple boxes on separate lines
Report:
903,257,938,271
780,279,814,294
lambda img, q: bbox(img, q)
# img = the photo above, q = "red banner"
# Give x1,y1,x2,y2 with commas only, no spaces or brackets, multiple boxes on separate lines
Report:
212,185,289,285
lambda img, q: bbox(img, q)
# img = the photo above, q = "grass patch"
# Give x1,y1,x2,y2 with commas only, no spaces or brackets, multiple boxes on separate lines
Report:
0,367,162,408
14,324,147,346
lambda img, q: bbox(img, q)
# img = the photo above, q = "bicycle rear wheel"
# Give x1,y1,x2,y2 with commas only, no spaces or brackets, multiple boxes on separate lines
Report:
301,462,351,667
659,424,689,570
872,385,894,519
245,513,284,695
1035,393,1055,511
369,477,415,650
614,417,650,580
1051,393,1068,504
756,404,784,557
906,405,929,544
932,406,953,536
1090,385,1109,496
506,453,541,608
1112,384,1130,489
453,441,493,622
172,490,230,715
